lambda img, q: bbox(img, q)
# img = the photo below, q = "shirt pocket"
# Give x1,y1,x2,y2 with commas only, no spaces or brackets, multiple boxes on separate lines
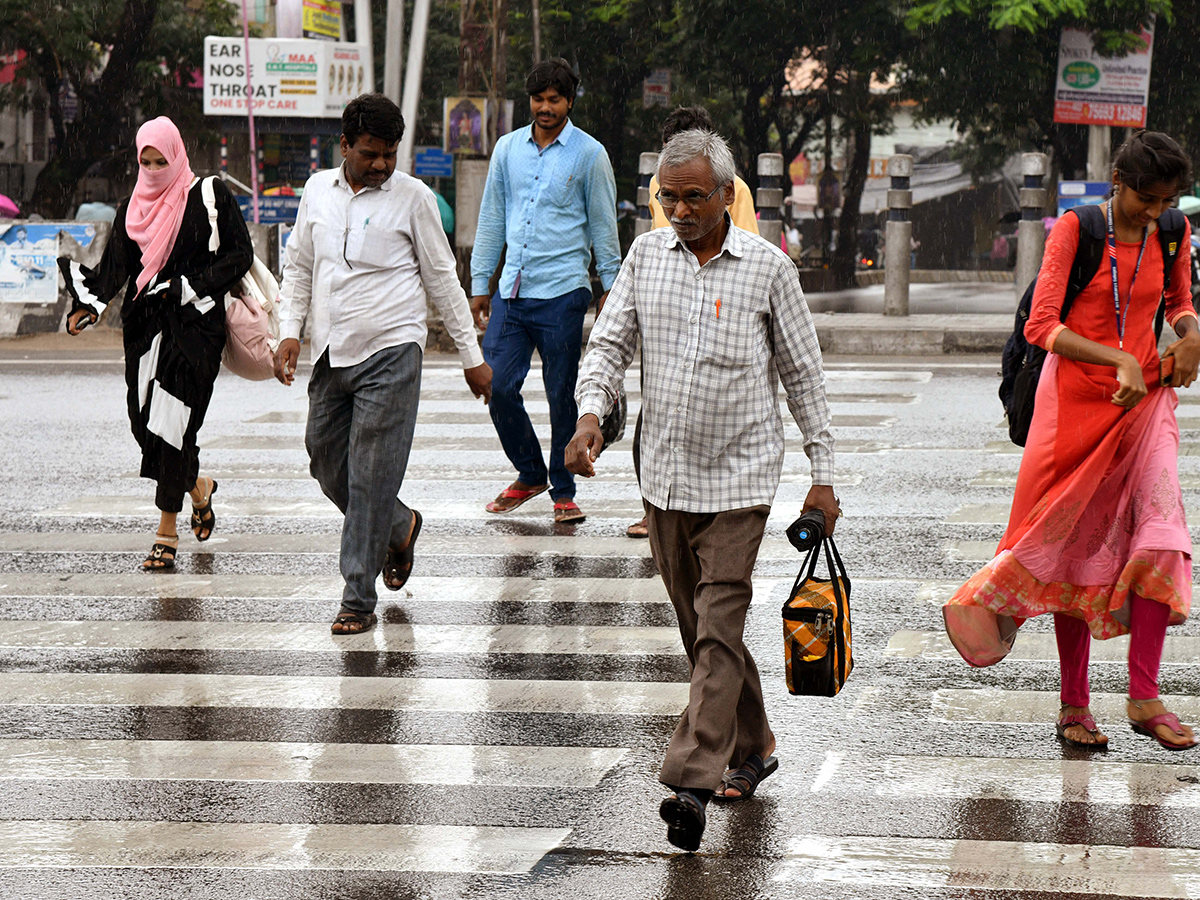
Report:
699,302,764,369
545,171,580,209
344,222,393,269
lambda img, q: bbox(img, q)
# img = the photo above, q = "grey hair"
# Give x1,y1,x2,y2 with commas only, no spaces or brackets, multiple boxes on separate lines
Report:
657,128,736,190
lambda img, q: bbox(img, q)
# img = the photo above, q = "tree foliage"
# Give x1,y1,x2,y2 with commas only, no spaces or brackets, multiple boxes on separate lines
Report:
0,0,237,216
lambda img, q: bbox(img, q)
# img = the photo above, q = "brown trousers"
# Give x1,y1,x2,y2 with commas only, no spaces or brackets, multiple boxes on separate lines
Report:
646,501,773,790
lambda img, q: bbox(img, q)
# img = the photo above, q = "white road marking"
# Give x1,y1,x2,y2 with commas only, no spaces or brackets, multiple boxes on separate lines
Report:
932,689,1200,724
887,630,1200,664
0,621,685,655
776,834,1200,897
818,752,1200,809
0,820,571,874
0,672,691,715
0,739,627,788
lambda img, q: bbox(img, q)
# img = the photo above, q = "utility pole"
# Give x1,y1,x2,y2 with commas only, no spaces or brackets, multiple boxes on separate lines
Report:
383,0,404,105
489,0,509,150
1087,124,1111,181
397,0,431,175
532,0,541,64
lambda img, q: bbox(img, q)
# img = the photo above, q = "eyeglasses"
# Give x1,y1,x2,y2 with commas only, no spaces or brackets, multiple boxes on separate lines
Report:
655,185,723,209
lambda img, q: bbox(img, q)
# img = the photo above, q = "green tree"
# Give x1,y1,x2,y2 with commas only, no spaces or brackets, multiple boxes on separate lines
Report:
0,0,237,217
672,0,910,286
903,0,1175,182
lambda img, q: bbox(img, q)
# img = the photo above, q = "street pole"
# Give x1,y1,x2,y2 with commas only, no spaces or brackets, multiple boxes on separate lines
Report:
239,0,259,224
398,0,432,175
883,154,913,317
531,0,541,64
383,0,405,105
1015,152,1048,302
354,0,375,89
1087,124,1111,181
635,152,658,237
756,153,784,250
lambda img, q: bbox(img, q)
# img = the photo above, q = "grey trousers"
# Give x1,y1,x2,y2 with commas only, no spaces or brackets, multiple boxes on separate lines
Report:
646,501,774,791
306,343,422,614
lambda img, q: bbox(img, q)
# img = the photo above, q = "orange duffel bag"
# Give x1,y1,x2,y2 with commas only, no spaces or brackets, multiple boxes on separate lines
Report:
782,536,853,697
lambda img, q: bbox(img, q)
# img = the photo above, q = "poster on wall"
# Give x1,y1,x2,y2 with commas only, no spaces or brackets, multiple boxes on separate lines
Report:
1053,25,1154,127
203,37,368,118
0,223,97,305
444,97,489,156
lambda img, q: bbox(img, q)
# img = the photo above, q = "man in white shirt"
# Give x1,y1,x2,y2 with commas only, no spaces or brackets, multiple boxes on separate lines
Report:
274,93,492,635
567,129,839,852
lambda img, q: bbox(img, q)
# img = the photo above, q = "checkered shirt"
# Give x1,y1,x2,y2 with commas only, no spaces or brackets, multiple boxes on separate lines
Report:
576,222,834,513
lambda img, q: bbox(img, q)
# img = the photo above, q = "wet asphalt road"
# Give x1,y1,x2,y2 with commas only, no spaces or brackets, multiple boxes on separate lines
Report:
2,343,1200,899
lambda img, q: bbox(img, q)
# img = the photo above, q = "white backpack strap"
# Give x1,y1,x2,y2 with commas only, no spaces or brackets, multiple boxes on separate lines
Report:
201,176,220,253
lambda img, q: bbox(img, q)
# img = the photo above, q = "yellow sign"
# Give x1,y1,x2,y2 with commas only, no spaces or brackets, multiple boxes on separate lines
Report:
303,0,341,41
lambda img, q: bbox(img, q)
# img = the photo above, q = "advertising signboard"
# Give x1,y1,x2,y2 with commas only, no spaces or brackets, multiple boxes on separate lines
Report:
203,37,367,118
414,147,454,178
1053,26,1154,127
0,223,97,305
1057,180,1110,216
302,0,341,40
235,195,303,224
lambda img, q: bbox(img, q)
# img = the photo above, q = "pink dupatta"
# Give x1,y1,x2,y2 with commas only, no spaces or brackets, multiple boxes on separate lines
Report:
125,117,195,294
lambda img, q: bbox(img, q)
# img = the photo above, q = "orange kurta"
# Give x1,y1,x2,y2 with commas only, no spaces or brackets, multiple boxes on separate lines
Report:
944,209,1196,667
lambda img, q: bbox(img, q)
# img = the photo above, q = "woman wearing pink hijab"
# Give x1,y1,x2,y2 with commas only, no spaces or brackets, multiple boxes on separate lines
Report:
60,117,253,570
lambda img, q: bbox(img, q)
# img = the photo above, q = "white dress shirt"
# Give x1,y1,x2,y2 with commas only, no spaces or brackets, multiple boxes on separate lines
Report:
279,165,483,370
576,221,834,513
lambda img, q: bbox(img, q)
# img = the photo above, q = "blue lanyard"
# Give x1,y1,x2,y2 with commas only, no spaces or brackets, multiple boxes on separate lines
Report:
1106,200,1148,351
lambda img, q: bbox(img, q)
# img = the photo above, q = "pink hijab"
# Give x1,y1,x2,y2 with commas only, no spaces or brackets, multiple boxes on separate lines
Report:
125,117,195,293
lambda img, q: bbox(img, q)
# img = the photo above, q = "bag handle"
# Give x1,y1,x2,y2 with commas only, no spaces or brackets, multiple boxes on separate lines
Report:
830,538,850,618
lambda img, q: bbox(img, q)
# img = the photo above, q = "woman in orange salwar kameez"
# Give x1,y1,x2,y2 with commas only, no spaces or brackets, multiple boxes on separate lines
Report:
945,132,1200,752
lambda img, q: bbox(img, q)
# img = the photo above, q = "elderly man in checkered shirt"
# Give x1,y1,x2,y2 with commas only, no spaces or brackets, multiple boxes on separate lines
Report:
567,128,839,853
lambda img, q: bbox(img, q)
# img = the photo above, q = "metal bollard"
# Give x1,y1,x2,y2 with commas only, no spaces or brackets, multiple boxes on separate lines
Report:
1015,153,1048,302
756,153,785,249
635,152,659,237
884,154,913,317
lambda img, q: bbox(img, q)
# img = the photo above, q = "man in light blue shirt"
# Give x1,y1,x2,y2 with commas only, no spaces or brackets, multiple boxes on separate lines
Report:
470,58,621,524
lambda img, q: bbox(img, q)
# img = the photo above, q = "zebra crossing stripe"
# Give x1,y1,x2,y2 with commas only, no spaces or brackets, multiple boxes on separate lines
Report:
0,574,679,604
944,503,1010,525
888,630,1200,663
932,689,1200,724
0,672,690,715
0,820,571,874
0,621,685,655
776,834,1200,897
0,739,627,788
810,751,1200,808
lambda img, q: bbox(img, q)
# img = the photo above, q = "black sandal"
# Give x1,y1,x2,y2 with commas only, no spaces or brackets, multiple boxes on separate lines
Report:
713,753,779,803
331,609,378,635
659,791,707,852
190,479,218,542
383,509,422,592
143,540,177,571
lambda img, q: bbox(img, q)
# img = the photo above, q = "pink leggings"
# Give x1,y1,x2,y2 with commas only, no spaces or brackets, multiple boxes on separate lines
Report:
1056,594,1170,706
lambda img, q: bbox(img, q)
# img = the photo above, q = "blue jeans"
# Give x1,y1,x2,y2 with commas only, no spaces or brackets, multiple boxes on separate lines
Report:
306,343,422,614
481,287,591,501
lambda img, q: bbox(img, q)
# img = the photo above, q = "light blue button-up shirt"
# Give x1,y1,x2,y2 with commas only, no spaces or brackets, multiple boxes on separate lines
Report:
470,119,621,299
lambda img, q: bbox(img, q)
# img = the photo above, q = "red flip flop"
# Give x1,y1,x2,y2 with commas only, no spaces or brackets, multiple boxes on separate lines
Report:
486,482,549,513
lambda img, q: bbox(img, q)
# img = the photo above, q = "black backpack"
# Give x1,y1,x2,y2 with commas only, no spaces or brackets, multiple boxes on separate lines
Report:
1000,204,1185,446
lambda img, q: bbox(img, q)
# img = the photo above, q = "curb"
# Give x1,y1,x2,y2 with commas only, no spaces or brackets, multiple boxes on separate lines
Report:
811,314,1012,355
